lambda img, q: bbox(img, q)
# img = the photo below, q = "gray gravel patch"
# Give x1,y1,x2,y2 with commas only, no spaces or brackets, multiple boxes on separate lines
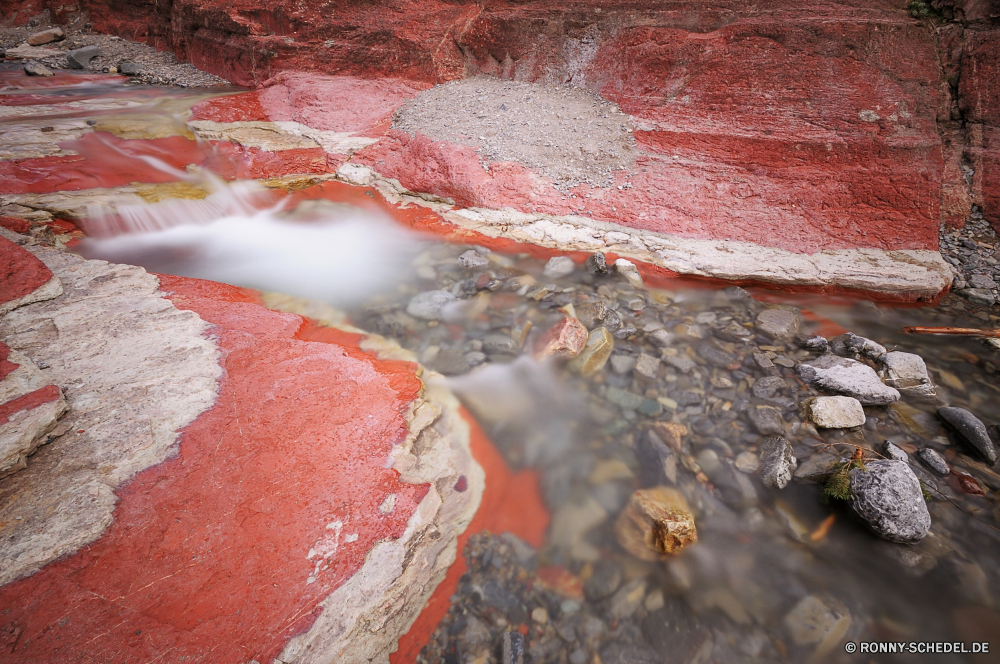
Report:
393,76,635,190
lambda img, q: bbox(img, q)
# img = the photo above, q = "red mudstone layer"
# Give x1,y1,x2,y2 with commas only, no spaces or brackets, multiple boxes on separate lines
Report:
0,385,61,424
0,236,54,308
960,30,1000,229
0,276,430,662
0,343,18,382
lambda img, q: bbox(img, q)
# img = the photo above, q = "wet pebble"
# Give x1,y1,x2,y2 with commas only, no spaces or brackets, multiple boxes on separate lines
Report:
808,396,865,428
586,252,609,275
938,407,998,465
544,255,575,277
797,354,900,405
917,447,950,476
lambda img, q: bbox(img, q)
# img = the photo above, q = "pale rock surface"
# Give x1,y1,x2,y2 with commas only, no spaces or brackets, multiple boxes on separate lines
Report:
879,351,935,398
808,396,866,428
0,246,221,587
0,348,67,479
797,354,900,406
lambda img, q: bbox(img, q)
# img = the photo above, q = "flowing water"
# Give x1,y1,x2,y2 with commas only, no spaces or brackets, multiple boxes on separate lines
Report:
5,72,1000,664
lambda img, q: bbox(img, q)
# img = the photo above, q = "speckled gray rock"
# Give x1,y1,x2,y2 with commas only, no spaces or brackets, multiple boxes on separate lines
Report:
457,249,489,270
634,353,659,379
938,407,998,465
406,290,456,320
759,436,797,489
849,460,931,543
917,448,949,476
663,355,695,374
829,332,886,361
797,354,900,406
755,308,800,339
879,352,935,397
803,336,830,353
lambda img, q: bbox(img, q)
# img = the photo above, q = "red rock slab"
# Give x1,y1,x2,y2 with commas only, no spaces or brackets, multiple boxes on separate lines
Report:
392,409,548,664
0,275,432,663
0,236,54,309
0,71,119,92
191,73,431,141
0,132,333,195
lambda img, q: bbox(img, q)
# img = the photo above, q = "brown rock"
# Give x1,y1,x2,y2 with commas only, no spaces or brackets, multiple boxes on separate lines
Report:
614,486,697,561
649,422,688,452
568,327,613,377
534,316,588,359
27,28,64,46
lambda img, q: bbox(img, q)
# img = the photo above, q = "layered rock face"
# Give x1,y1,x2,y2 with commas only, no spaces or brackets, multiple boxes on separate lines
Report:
10,0,992,234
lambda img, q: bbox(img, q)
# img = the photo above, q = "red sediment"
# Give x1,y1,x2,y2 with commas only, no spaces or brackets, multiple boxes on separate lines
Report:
392,408,549,664
0,385,61,424
0,236,54,308
0,274,430,663
0,343,18,381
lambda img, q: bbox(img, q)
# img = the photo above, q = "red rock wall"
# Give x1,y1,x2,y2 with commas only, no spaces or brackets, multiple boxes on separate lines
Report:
6,0,999,233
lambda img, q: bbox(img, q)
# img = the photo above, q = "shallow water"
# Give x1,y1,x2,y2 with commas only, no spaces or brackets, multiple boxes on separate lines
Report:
6,77,1000,664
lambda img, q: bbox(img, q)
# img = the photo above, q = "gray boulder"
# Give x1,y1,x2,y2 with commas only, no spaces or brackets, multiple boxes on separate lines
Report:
67,45,100,69
23,60,53,77
938,407,998,465
849,460,931,543
118,61,142,76
797,354,900,406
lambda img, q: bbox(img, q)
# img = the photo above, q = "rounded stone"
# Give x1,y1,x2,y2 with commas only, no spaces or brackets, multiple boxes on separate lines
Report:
755,308,800,339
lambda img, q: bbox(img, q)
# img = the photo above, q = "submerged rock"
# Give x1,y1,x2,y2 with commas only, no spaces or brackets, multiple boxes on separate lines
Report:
938,407,998,465
614,258,643,288
784,594,852,661
849,460,931,542
759,436,797,489
797,354,900,405
642,597,714,664
457,249,489,270
568,327,613,377
614,486,697,561
755,308,800,339
534,316,588,359
808,396,865,428
406,289,456,320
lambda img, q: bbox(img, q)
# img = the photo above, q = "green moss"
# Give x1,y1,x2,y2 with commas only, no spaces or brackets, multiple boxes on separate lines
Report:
822,455,867,503
907,0,946,20
921,482,933,502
